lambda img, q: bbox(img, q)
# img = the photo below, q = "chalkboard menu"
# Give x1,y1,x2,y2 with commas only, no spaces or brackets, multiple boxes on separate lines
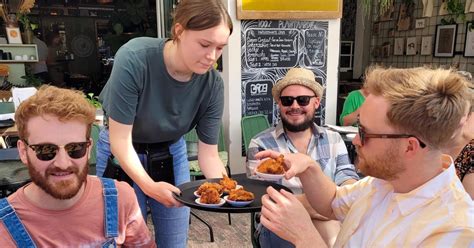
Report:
241,20,328,125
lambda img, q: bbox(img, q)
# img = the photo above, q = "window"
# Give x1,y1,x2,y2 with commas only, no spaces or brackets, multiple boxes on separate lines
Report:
339,41,353,72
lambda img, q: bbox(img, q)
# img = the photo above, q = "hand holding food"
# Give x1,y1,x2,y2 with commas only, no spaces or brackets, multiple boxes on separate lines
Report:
257,154,285,174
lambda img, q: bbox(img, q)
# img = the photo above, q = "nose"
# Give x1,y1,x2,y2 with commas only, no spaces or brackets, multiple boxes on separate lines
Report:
206,48,216,61
290,98,300,108
352,133,362,146
53,148,73,169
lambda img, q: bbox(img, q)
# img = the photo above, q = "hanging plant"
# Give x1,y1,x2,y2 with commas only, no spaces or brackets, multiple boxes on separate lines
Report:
441,0,465,25
362,0,413,18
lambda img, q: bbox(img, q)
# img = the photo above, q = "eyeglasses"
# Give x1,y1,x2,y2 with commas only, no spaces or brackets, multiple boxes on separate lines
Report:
279,95,316,107
23,140,91,161
357,119,426,148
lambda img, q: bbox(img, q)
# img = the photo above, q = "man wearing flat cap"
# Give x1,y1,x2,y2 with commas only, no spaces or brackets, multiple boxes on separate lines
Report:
246,67,359,247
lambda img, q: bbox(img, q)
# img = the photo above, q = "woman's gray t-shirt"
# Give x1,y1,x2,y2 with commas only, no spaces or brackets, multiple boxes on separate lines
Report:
99,37,224,144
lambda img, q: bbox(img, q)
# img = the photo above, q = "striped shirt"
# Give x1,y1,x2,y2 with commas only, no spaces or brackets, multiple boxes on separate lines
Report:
332,155,474,247
247,122,359,193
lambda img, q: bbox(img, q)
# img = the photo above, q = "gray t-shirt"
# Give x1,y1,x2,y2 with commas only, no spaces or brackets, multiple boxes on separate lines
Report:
100,37,224,144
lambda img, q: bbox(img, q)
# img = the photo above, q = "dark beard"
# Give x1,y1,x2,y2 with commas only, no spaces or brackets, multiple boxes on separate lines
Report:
281,113,314,132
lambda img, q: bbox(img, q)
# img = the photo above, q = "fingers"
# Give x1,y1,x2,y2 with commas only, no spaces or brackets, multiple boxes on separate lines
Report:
255,150,281,160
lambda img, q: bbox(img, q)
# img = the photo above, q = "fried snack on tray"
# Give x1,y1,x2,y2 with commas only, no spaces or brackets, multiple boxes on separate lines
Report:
196,182,223,196
228,188,255,201
257,154,285,174
200,187,221,204
219,174,237,193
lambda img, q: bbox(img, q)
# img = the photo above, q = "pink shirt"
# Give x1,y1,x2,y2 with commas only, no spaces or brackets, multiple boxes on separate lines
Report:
0,176,155,247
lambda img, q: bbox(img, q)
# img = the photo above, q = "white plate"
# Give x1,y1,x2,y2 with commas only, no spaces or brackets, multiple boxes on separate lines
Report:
223,195,254,207
195,197,225,207
255,170,285,181
194,190,224,198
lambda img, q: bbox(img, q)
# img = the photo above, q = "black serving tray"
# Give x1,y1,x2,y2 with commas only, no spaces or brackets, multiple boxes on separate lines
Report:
173,178,292,213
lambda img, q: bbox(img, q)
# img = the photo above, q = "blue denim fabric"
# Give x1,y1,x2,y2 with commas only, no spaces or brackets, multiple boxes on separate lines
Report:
99,177,118,247
96,126,111,177
95,128,190,248
0,198,36,247
257,223,295,248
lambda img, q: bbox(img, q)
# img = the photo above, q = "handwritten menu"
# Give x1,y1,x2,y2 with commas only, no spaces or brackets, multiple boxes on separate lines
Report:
241,20,328,125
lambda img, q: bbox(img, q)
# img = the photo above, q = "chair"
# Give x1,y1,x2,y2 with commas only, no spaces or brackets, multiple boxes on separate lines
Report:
240,114,271,248
241,114,270,154
184,124,231,242
88,123,100,175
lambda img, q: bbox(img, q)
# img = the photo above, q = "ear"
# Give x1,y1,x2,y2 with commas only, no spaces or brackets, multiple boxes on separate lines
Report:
17,139,29,165
87,137,93,160
174,23,184,40
313,97,321,109
404,137,423,156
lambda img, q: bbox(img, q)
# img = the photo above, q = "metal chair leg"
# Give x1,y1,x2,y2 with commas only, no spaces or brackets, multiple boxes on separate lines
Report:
190,211,215,242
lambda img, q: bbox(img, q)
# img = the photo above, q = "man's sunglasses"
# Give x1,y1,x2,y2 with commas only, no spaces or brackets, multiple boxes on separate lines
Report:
357,119,426,148
23,140,91,161
279,95,316,107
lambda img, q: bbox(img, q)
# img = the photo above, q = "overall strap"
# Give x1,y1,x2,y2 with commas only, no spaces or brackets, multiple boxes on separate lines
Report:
0,198,37,247
99,177,119,238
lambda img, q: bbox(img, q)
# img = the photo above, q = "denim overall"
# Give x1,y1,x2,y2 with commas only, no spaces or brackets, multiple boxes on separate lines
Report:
0,177,119,247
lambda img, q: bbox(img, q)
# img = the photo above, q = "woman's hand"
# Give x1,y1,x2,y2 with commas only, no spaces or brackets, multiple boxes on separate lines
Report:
145,181,183,208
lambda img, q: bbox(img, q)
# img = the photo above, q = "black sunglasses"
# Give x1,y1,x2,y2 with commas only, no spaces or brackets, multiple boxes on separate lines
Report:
23,140,91,161
357,119,426,148
279,95,316,107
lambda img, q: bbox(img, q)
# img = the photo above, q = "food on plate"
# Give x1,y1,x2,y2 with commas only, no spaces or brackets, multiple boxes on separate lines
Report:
196,182,224,196
228,188,254,202
257,154,285,174
199,187,221,204
219,174,237,193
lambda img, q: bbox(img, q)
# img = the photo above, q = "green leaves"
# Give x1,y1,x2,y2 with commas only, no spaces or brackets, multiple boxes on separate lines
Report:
85,93,102,108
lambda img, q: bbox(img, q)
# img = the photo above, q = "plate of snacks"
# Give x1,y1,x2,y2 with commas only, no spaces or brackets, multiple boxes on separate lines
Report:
223,188,255,207
255,155,286,181
194,182,224,197
195,198,225,208
173,177,292,213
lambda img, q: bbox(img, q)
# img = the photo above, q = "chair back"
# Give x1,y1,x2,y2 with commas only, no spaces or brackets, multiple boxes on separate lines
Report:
241,114,270,153
0,102,14,114
88,123,100,166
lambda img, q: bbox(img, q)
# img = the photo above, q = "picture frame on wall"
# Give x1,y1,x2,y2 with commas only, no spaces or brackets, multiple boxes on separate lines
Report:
394,37,404,55
464,22,474,57
434,24,457,57
421,36,432,55
415,19,425,29
5,27,22,44
406,37,417,55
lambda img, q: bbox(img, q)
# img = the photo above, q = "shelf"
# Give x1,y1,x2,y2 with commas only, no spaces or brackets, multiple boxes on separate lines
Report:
0,60,39,63
0,45,39,85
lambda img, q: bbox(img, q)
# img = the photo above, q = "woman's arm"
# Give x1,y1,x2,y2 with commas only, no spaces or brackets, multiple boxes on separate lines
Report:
197,141,227,178
108,118,182,207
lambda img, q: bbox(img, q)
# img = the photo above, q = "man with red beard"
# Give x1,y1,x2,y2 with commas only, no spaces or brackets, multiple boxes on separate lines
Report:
0,86,155,247
255,67,474,247
246,67,359,247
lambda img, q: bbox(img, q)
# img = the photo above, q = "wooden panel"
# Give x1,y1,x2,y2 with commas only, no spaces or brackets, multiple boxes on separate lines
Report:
236,0,342,20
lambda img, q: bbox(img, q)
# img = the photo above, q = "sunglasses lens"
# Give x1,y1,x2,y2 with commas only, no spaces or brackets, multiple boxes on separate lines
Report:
65,142,89,159
35,144,59,161
30,142,89,161
296,96,311,106
280,96,294,106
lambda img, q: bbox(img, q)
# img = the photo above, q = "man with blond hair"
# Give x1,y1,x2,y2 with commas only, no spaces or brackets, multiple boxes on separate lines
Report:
0,86,155,247
256,67,474,247
247,67,359,247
